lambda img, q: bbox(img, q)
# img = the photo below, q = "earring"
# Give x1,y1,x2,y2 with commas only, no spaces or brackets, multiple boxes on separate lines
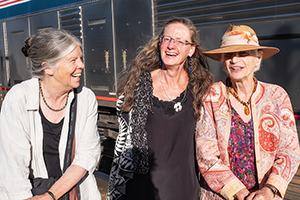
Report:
159,55,162,66
189,57,192,73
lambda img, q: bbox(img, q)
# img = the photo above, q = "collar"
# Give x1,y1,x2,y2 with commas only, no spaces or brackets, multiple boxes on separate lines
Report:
25,77,75,111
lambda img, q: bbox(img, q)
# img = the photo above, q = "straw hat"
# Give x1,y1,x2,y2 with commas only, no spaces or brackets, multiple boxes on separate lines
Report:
202,25,280,61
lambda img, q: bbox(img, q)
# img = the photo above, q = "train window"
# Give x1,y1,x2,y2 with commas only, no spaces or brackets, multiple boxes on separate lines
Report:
91,85,109,91
11,30,24,36
88,18,106,26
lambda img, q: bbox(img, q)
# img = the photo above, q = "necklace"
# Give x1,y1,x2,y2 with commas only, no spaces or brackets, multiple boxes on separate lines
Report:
39,79,69,112
228,78,257,115
159,70,187,112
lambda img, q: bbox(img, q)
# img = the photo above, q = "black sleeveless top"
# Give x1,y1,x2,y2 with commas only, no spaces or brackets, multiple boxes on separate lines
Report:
125,90,199,200
39,109,64,178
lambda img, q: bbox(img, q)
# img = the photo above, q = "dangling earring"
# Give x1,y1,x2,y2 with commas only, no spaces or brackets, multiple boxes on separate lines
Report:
159,55,162,66
189,57,192,73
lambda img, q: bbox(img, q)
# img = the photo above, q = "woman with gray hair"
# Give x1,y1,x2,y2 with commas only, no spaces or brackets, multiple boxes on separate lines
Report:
0,29,101,200
196,24,300,200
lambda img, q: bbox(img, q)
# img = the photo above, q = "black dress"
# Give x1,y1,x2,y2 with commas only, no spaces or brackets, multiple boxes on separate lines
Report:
125,90,199,200
40,109,64,178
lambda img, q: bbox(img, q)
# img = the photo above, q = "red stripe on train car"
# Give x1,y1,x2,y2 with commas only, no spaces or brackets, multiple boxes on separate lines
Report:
295,115,300,121
0,0,30,9
96,96,117,102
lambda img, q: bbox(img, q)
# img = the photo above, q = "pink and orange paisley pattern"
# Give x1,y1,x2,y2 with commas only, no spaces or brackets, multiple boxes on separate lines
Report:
259,116,280,152
196,80,300,200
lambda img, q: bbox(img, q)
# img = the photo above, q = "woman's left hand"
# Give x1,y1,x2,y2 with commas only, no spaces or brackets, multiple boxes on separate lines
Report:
24,193,52,200
245,187,274,200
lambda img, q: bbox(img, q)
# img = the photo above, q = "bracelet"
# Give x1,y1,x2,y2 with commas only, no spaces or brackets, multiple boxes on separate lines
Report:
46,191,56,200
265,185,277,197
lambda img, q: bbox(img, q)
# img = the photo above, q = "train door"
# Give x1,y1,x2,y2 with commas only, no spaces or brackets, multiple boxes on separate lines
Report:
82,1,115,99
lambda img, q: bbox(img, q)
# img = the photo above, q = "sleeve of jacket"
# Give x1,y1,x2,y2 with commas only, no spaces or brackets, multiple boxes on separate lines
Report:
0,86,33,200
265,87,300,198
71,88,101,174
195,84,246,200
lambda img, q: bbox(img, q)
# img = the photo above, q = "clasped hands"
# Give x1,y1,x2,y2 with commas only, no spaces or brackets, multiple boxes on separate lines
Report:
234,187,275,200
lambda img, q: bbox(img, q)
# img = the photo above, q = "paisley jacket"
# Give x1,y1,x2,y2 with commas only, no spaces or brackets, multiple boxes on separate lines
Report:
196,80,300,200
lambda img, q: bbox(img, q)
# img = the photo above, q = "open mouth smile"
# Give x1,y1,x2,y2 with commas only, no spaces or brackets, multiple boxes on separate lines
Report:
166,52,177,56
72,73,81,78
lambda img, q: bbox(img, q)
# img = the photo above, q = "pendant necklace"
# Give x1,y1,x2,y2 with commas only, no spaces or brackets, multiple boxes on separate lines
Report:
228,78,257,115
39,79,69,112
159,70,187,112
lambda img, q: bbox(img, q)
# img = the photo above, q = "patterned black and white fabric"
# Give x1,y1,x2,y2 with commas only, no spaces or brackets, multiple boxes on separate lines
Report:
107,71,153,200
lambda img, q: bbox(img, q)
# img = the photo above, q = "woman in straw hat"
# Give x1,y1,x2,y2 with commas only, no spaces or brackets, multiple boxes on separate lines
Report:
196,25,300,200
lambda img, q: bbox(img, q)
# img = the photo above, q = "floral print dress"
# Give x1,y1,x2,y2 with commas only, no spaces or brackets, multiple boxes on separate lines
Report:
228,107,258,190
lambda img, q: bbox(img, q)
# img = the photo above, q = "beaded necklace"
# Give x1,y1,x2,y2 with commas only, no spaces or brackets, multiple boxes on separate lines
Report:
39,79,69,112
227,77,257,115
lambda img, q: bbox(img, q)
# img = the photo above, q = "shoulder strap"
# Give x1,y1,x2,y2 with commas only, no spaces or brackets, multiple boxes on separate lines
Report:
63,88,77,172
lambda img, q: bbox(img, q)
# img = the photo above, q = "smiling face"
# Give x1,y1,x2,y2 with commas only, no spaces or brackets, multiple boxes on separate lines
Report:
159,23,195,69
50,45,84,90
222,50,262,82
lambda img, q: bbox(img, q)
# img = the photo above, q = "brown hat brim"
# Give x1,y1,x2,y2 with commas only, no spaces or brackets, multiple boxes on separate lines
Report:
202,45,280,61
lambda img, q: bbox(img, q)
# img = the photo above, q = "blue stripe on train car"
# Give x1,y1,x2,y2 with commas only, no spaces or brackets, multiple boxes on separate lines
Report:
0,0,88,20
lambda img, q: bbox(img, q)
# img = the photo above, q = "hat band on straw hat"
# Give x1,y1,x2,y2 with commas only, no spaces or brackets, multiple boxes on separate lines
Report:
202,25,280,61
221,30,259,47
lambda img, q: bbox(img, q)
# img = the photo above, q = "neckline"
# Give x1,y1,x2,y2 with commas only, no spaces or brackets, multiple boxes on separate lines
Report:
152,88,189,116
153,86,187,102
39,107,65,125
230,105,253,124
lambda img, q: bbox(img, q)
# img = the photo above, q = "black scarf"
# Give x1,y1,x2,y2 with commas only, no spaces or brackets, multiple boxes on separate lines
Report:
107,71,153,200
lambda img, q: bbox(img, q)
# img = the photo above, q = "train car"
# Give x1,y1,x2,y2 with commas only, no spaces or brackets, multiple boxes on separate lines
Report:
1,0,299,198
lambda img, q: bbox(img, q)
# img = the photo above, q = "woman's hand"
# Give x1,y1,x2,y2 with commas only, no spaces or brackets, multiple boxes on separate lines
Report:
245,187,274,200
25,165,87,200
24,193,53,200
234,188,250,200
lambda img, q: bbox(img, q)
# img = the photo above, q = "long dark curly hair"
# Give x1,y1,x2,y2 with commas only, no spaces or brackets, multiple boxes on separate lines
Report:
117,17,213,120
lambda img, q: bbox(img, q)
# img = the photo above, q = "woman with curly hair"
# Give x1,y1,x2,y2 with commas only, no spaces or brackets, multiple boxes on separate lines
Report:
107,17,213,200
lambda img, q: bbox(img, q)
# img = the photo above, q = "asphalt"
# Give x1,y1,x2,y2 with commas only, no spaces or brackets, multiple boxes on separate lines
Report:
95,170,109,199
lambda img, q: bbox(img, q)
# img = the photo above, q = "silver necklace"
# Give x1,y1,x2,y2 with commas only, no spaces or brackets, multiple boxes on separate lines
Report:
159,70,187,112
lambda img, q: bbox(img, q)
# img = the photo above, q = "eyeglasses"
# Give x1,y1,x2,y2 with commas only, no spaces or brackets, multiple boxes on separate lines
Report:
160,35,193,47
224,51,255,59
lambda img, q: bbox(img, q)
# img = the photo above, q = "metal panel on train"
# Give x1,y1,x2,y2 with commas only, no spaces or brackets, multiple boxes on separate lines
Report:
113,0,153,80
82,1,114,97
6,18,30,85
29,12,59,35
